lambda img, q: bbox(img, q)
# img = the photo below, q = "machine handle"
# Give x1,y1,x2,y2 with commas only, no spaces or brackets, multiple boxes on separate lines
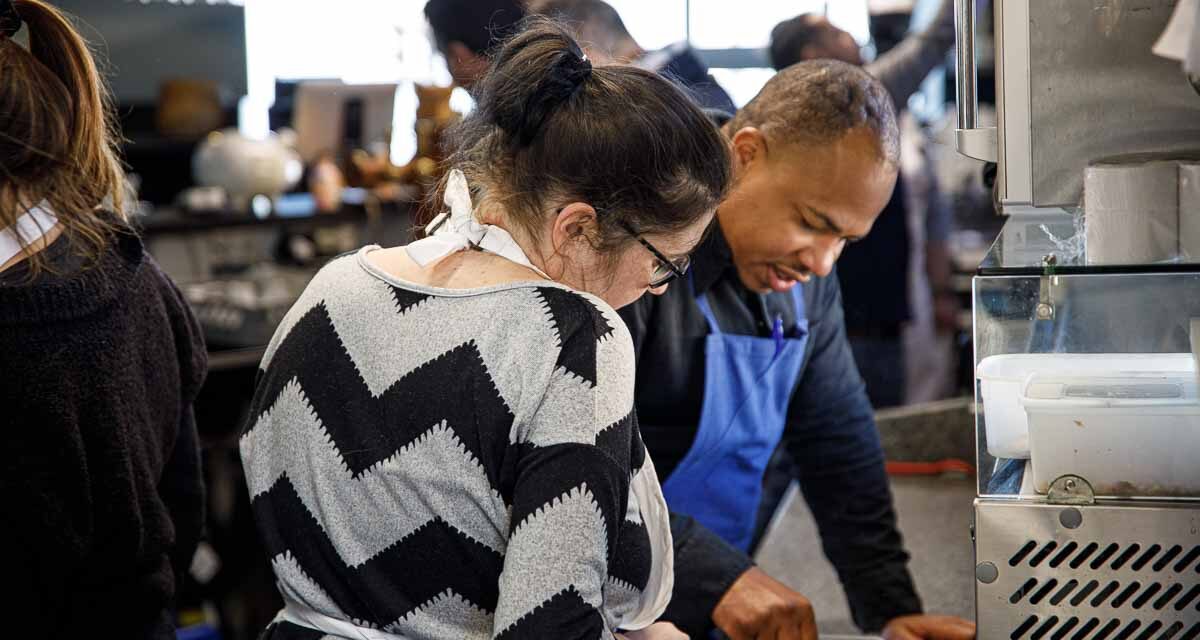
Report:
953,0,998,162
955,0,979,130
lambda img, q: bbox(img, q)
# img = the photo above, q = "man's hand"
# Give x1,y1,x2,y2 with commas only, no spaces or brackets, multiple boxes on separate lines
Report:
711,566,817,640
883,614,976,640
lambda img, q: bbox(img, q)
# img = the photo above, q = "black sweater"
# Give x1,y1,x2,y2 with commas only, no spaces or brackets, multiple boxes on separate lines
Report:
0,229,207,637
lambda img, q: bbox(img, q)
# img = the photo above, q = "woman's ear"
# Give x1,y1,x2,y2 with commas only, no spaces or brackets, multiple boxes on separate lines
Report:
550,202,600,251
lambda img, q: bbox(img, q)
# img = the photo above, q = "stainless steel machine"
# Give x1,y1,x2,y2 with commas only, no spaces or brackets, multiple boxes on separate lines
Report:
955,1,1200,636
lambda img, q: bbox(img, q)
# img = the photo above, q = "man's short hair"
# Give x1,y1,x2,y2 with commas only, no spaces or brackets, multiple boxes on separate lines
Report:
424,0,526,55
526,0,633,45
729,59,900,166
768,14,825,71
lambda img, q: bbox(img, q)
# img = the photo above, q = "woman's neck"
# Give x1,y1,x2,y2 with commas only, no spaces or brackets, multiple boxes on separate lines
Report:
471,212,555,278
367,245,550,291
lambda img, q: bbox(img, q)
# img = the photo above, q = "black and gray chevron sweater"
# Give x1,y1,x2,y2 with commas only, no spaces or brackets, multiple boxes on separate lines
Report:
241,247,672,639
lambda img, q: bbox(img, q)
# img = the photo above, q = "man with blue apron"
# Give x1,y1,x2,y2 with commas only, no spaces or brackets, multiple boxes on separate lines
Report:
658,276,809,553
619,62,976,639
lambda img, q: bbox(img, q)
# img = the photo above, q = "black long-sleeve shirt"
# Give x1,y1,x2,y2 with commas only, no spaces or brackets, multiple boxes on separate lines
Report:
619,226,921,634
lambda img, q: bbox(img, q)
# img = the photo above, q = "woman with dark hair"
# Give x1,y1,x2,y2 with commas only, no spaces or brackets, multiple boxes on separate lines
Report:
241,18,731,640
0,1,207,637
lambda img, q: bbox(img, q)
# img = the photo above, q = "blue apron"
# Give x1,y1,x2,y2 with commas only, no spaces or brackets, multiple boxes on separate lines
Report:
660,280,810,551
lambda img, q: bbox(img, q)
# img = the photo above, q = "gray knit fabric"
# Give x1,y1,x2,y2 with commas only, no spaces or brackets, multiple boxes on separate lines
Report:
241,247,666,639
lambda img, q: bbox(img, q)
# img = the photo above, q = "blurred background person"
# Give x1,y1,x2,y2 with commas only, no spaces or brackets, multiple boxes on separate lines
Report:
423,0,525,89
528,0,736,112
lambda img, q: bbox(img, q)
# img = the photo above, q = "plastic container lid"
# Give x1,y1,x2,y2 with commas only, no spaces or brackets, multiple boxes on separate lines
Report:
977,353,1196,382
1022,371,1200,408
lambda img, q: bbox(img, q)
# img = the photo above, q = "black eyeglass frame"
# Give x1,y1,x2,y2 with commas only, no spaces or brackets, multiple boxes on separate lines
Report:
618,220,689,288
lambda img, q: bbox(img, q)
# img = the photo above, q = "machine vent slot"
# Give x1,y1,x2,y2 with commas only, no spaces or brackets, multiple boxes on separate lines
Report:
1154,584,1183,611
1154,546,1183,572
1093,544,1122,570
1132,583,1162,610
1051,580,1081,606
1176,585,1200,611
1132,545,1163,571
1053,617,1081,640
1114,620,1142,640
1174,546,1200,573
1180,623,1200,640
1132,619,1161,638
1161,622,1186,640
1032,542,1061,567
1095,619,1124,640
1014,615,1040,639
1033,617,1061,640
1112,545,1142,571
1073,619,1101,640
1072,543,1100,569
1012,541,1039,566
1093,581,1122,607
1052,542,1081,568
1032,579,1061,605
1013,578,1040,604
1073,581,1102,606
1136,622,1166,640
1111,582,1141,608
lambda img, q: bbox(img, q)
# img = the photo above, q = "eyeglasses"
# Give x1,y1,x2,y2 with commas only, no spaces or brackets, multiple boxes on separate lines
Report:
619,220,689,288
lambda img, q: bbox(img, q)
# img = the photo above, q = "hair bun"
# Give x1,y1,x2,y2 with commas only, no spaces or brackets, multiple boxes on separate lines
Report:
553,45,593,90
508,46,591,146
485,23,595,148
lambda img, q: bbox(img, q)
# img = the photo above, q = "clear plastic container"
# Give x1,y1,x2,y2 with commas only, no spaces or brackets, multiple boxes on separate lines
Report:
976,353,1195,459
1022,371,1200,497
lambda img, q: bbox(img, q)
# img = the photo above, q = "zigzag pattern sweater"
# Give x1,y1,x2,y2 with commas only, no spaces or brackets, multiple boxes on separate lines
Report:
241,247,670,639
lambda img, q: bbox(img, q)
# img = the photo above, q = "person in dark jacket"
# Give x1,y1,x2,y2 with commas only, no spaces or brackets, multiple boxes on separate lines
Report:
619,61,975,639
527,0,737,113
0,1,207,637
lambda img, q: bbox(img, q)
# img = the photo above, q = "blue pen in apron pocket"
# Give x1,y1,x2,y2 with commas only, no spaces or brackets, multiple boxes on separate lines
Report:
772,315,785,356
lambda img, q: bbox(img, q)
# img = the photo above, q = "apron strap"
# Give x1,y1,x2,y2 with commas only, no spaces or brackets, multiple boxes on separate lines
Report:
790,282,809,333
691,272,811,337
688,270,723,335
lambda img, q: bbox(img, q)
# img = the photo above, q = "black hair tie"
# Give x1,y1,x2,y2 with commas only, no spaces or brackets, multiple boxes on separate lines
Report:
0,0,21,39
510,47,593,147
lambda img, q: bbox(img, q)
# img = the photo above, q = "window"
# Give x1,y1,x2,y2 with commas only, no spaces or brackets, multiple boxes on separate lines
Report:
606,0,871,107
241,0,882,161
602,0,687,50
242,0,451,162
688,1,868,50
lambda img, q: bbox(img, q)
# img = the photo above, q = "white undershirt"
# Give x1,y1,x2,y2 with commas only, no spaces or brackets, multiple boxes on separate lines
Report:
0,203,59,266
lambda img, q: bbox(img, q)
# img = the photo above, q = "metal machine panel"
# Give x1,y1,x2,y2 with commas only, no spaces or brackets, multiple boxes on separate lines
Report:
1027,0,1200,208
975,500,1200,638
996,0,1033,209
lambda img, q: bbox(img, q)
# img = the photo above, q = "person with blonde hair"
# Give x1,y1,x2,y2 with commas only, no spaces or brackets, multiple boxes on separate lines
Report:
0,1,207,636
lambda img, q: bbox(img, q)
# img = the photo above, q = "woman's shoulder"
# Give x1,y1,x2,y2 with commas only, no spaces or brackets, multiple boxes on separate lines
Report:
530,285,623,342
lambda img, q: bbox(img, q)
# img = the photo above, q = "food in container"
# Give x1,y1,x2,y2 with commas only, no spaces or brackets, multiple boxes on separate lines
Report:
1022,371,1200,497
